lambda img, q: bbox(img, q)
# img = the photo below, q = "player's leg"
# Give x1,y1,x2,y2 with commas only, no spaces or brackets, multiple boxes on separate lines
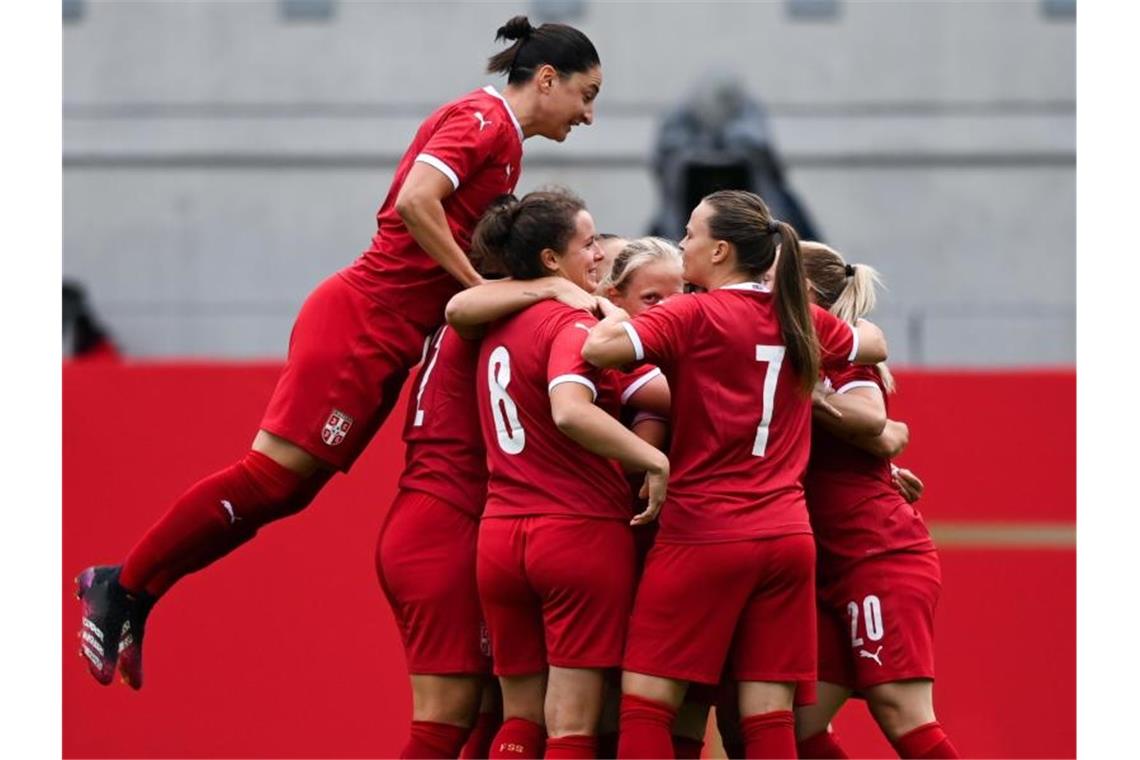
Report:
478,518,549,759
732,534,818,759
545,666,607,757
620,542,754,758
379,490,491,757
849,553,956,758
461,680,503,759
531,518,636,758
794,593,857,758
77,273,420,687
793,683,852,759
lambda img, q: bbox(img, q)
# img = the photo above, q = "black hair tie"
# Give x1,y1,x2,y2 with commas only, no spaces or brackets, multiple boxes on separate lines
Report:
767,219,780,235
844,264,856,278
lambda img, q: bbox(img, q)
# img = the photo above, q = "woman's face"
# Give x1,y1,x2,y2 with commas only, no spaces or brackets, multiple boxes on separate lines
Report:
678,201,719,288
609,260,684,317
538,65,602,142
551,209,604,291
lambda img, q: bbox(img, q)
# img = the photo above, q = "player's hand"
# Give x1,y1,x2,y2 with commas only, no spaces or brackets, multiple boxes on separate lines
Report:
550,278,597,312
596,296,627,321
812,382,842,419
892,465,925,503
631,460,668,526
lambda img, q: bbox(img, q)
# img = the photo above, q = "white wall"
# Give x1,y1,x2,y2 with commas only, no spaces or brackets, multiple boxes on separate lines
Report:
63,0,1075,364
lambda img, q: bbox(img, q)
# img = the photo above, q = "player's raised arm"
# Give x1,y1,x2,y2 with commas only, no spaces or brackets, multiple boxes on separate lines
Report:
581,299,638,367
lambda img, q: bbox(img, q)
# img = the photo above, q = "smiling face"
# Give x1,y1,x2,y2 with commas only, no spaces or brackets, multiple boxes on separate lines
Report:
544,209,604,290
609,260,685,317
678,200,722,289
538,65,602,141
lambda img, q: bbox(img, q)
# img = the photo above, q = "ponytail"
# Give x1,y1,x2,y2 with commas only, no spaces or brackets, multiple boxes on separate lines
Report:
486,15,600,85
800,241,895,393
771,222,820,394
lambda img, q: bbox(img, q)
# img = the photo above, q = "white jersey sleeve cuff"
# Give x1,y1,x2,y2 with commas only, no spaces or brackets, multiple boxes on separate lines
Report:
415,153,460,190
836,380,880,395
847,322,860,362
621,322,645,361
548,374,598,401
621,367,662,404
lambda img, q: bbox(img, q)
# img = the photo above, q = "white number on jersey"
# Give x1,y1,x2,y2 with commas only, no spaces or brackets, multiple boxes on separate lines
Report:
412,327,447,427
752,345,786,457
488,345,525,454
847,594,885,647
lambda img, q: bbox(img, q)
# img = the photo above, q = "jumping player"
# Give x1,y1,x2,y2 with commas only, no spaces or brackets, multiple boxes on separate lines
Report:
75,15,603,689
794,242,959,759
447,189,670,759
582,190,888,758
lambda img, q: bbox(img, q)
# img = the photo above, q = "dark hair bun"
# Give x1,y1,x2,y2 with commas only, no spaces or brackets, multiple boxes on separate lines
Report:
496,15,535,42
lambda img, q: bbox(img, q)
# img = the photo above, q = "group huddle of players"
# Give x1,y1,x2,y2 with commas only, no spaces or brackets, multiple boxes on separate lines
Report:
75,15,957,760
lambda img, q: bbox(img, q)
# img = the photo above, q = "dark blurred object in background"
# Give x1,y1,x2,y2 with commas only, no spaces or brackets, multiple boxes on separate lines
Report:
63,280,121,362
649,72,822,242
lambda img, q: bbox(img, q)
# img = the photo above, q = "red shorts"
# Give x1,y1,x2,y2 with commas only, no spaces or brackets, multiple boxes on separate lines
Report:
477,516,635,676
376,489,491,675
260,272,426,472
817,551,942,691
624,534,817,686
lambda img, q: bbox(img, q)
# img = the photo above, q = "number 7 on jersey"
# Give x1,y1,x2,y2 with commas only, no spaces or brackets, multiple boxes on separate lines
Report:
753,345,786,457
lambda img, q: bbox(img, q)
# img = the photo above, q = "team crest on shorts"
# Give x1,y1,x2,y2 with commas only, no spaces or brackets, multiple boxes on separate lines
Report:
321,409,354,447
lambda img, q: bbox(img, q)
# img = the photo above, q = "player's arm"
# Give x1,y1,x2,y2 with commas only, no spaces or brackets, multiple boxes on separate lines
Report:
395,163,484,289
581,299,639,368
812,385,888,438
549,383,669,526
849,419,910,459
445,277,596,338
631,413,669,452
851,319,888,365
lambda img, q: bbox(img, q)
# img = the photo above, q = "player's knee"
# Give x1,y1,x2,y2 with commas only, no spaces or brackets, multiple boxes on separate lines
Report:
867,685,935,739
413,680,482,726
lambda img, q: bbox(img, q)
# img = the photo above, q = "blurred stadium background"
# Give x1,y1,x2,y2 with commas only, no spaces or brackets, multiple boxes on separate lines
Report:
62,1,1075,758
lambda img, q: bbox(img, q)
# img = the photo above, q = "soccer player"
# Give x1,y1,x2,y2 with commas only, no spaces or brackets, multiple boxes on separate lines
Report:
447,189,670,759
581,190,888,759
75,15,603,689
793,242,959,759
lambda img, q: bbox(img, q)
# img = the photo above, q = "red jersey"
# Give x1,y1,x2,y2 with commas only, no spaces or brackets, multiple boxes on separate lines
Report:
397,325,487,518
478,301,642,522
624,283,857,543
341,86,524,331
804,364,936,579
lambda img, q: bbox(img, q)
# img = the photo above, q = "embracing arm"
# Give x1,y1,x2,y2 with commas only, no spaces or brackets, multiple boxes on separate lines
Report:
445,277,596,338
550,383,669,526
852,319,888,365
850,419,910,459
581,300,639,368
812,385,887,438
395,163,483,289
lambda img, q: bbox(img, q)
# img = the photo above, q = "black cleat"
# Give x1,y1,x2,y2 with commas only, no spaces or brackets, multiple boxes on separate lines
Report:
76,565,131,686
117,590,156,690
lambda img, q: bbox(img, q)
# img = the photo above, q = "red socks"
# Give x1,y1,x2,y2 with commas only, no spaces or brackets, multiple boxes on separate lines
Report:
490,718,545,759
120,450,318,597
891,722,959,759
461,711,502,759
617,694,676,758
401,720,472,758
545,734,596,758
797,729,850,758
740,710,796,759
671,736,704,759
